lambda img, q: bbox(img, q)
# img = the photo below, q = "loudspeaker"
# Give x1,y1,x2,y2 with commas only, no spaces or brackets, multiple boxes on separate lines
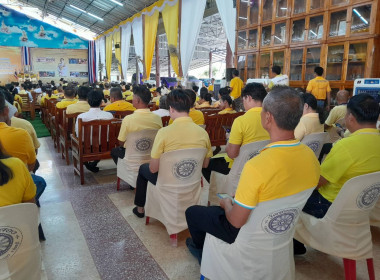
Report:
115,43,120,48
226,68,236,82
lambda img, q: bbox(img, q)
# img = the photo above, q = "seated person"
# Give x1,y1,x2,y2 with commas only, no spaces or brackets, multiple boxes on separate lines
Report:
152,95,170,117
66,86,91,114
40,88,59,106
196,88,210,108
103,83,111,97
294,93,324,141
169,90,205,125
56,87,77,109
122,84,133,99
218,95,236,115
185,86,320,263
324,90,349,130
198,93,213,108
152,87,162,105
202,83,270,184
132,89,213,218
111,85,163,165
212,87,230,108
103,87,136,112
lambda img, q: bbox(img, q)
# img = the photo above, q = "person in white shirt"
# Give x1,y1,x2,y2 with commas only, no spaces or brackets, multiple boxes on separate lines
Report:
267,65,289,91
152,96,170,117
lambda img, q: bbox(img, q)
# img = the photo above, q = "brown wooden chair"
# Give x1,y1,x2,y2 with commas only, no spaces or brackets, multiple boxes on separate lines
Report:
31,91,41,112
71,118,122,184
52,108,65,152
198,108,223,116
59,111,81,165
161,116,171,127
46,99,59,130
112,110,134,119
18,93,35,120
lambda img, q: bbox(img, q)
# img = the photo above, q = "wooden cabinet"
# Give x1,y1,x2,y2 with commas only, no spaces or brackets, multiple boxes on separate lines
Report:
236,0,380,90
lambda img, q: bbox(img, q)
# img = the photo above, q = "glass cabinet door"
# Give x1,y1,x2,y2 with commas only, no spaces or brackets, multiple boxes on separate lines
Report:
274,22,286,45
305,47,321,80
329,10,347,37
238,0,248,28
292,19,306,43
263,0,273,22
331,0,349,6
308,15,324,40
237,56,246,79
238,31,247,50
260,53,270,78
326,45,345,81
347,43,367,80
249,1,259,25
261,25,272,46
273,51,284,68
290,49,304,80
293,0,306,14
351,5,371,34
248,29,258,49
276,0,287,18
310,0,323,11
247,54,257,79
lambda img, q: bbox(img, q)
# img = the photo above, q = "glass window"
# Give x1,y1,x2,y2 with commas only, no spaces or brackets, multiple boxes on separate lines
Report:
310,0,323,11
274,22,286,45
347,43,367,80
351,5,371,34
292,19,306,42
237,56,246,79
273,51,284,68
329,10,347,37
238,1,248,28
331,0,348,6
259,53,270,79
238,31,247,50
308,15,324,40
263,0,273,22
249,1,259,25
306,47,321,80
247,54,257,79
276,0,287,18
293,0,306,14
290,49,304,80
261,25,272,46
326,45,345,81
248,29,258,49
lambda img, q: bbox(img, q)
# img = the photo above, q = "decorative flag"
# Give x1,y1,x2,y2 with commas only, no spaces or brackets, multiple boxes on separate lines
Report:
88,41,97,84
21,46,30,66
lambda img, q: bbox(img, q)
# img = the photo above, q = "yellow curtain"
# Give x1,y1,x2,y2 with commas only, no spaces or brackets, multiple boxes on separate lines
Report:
162,1,180,77
105,35,113,79
144,10,159,80
113,30,122,77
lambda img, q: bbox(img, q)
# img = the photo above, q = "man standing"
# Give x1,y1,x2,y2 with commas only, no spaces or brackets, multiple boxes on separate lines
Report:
208,78,215,92
185,87,320,263
306,66,331,110
229,70,244,112
267,65,289,90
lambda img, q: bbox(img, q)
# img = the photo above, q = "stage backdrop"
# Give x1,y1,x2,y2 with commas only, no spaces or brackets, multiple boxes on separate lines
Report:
31,48,89,83
0,46,21,84
0,3,87,49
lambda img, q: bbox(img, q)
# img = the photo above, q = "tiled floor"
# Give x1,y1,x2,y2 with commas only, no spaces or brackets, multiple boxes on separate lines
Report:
36,137,380,280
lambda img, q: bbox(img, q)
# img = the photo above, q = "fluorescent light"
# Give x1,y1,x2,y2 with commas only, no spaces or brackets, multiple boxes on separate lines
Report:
310,30,317,36
239,16,247,20
353,8,368,25
110,0,123,6
87,12,104,21
274,35,282,42
70,4,86,13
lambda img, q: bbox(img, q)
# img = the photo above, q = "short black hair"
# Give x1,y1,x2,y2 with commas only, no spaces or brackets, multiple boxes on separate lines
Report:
347,94,379,124
200,87,208,99
156,87,162,94
169,86,174,91
77,86,90,100
167,89,191,113
233,70,239,76
0,87,13,104
242,83,267,102
110,87,123,100
64,87,75,98
125,84,131,91
133,85,151,105
185,89,196,107
203,93,212,103
314,66,324,76
271,65,281,75
159,95,169,110
87,90,104,107
219,87,230,96
302,93,325,124
192,85,199,93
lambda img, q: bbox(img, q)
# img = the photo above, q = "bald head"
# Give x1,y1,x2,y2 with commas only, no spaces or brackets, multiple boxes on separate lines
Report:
336,90,349,104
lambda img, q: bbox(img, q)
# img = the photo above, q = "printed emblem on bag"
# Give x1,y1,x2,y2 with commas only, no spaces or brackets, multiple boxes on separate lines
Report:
135,138,152,152
357,183,380,209
305,141,319,153
262,208,299,235
0,227,23,260
173,159,198,180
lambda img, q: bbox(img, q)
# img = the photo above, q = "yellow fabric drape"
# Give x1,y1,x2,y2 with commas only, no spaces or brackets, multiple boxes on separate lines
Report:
113,30,122,76
162,1,180,77
144,10,159,80
105,35,113,79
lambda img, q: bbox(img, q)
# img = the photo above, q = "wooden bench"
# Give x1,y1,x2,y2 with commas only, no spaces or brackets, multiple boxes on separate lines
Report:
18,93,35,120
59,112,81,165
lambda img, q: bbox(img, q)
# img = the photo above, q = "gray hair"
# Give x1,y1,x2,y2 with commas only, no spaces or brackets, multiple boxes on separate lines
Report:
263,86,303,131
159,95,169,110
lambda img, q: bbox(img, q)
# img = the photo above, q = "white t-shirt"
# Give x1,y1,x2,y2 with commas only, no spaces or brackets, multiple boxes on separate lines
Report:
269,74,289,89
152,109,170,117
75,108,114,136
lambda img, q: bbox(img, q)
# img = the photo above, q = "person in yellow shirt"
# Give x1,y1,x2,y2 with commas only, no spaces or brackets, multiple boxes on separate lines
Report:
104,87,136,112
168,90,205,125
198,93,212,108
202,83,270,184
306,66,331,110
212,87,230,108
208,78,215,92
132,89,213,218
40,88,59,106
103,83,111,97
229,70,244,112
122,84,133,99
66,86,91,114
56,87,77,109
218,95,236,115
267,65,289,90
152,87,162,104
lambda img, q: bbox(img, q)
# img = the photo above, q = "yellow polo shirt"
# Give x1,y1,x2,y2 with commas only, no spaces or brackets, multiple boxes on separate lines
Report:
325,104,347,126
306,76,331,100
208,84,214,92
10,117,40,149
126,94,133,101
230,77,244,99
152,96,160,103
235,140,320,209
118,109,162,142
103,100,136,112
319,128,380,202
40,94,59,106
294,113,324,140
66,100,91,114
151,117,213,159
199,102,211,108
218,108,236,115
0,123,36,165
103,89,110,97
169,108,205,125
0,157,36,207
56,98,77,109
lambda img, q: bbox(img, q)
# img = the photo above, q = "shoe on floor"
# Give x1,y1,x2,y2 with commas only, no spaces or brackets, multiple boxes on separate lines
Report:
293,239,307,255
84,162,99,173
186,237,202,264
132,207,144,218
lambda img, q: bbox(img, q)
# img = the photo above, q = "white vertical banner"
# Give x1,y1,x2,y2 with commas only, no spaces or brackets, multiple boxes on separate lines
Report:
121,23,132,79
99,36,106,78
215,0,236,54
180,0,207,78
95,39,100,81
132,16,144,73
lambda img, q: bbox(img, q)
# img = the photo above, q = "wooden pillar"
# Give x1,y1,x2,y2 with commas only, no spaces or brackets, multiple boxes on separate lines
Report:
168,49,171,77
226,41,234,69
155,35,160,87
209,51,212,79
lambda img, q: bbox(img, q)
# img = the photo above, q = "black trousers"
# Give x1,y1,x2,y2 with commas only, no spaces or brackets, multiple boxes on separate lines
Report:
185,205,240,249
134,163,158,207
302,189,332,219
111,147,125,165
202,157,231,183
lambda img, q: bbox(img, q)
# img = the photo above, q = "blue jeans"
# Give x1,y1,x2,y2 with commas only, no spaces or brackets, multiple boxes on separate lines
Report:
31,174,46,202
317,100,325,109
302,189,332,219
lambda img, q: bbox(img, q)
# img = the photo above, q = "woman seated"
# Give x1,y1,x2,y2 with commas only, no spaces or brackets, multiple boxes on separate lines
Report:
198,93,213,108
295,93,325,140
218,95,236,115
212,87,230,108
